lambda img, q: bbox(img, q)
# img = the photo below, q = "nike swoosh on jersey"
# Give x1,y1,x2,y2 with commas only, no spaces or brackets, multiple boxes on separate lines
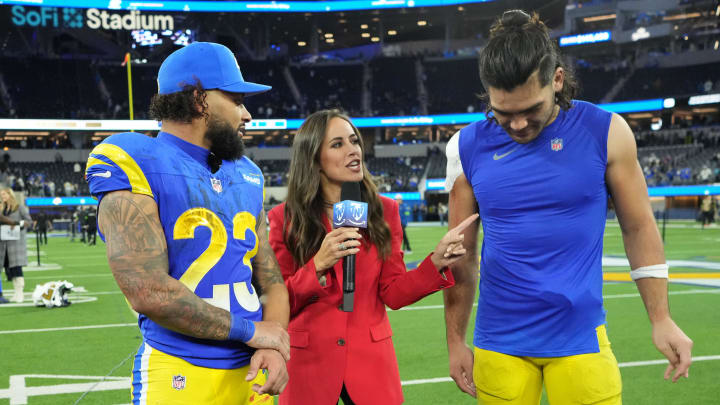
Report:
493,148,517,160
92,170,112,178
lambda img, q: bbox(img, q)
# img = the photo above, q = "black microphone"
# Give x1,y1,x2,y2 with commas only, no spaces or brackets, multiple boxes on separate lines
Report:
334,181,367,312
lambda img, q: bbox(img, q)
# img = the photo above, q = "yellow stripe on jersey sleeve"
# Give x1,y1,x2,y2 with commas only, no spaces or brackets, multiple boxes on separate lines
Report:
85,157,112,174
90,143,154,198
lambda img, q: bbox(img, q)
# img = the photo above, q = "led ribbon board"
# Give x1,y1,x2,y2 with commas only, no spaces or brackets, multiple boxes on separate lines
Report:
0,99,666,132
1,0,494,13
559,31,611,47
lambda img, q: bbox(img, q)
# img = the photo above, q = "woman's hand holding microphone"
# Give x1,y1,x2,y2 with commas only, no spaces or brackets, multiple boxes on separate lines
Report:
312,227,363,285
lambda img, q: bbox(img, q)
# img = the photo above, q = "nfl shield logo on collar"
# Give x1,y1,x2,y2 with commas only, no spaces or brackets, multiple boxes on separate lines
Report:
551,138,563,152
210,178,222,193
172,375,186,390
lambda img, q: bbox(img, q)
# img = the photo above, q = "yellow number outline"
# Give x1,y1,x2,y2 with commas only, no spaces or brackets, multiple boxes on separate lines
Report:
173,208,261,312
173,208,227,292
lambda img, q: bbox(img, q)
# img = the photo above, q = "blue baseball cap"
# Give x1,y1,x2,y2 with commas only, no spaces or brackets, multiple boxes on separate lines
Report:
157,42,271,96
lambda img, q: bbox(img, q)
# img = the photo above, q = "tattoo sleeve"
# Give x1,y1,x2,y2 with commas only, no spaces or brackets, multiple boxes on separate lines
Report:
99,190,231,340
252,209,289,327
252,210,285,291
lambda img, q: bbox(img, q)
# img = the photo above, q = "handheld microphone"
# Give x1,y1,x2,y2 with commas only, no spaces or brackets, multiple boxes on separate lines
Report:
333,182,368,312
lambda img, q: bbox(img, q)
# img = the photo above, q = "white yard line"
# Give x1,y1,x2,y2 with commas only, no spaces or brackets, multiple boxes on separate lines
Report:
0,323,136,335
397,288,720,311
24,273,113,280
40,255,107,260
2,356,717,401
2,288,716,334
401,356,720,386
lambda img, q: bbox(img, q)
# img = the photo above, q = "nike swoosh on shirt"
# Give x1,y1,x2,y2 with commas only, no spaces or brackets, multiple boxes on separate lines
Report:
493,148,517,160
91,171,112,178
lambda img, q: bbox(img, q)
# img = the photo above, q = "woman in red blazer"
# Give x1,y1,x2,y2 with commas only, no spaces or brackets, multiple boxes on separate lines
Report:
268,109,478,405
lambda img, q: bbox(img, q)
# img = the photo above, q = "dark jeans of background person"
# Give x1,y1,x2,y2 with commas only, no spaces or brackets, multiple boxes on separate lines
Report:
37,228,47,245
87,227,97,245
401,224,412,252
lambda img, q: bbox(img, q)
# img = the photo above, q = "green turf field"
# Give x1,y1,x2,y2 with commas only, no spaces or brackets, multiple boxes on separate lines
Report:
1,221,718,404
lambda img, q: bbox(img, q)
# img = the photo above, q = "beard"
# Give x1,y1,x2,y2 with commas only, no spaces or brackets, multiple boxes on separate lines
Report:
204,113,245,162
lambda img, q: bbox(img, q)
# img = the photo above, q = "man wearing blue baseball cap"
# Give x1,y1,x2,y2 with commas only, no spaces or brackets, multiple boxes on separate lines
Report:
85,42,290,404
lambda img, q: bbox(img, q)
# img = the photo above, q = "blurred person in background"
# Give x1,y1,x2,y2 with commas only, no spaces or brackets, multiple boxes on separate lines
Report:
0,188,32,303
85,206,97,246
699,195,715,229
396,196,413,253
438,202,448,226
444,10,693,405
34,209,51,245
69,209,78,242
268,109,478,405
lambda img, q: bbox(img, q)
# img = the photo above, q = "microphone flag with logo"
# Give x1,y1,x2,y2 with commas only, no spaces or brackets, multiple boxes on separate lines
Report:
333,182,367,312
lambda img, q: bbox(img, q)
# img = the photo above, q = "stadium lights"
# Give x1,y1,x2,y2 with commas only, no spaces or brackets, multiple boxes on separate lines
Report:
361,32,370,38
361,24,368,29
297,41,306,46
388,30,397,35
326,38,335,43
371,36,380,42
631,27,650,41
6,131,49,136
628,113,653,119
650,118,662,131
324,33,333,38
458,6,464,11
582,14,616,23
417,20,427,26
715,40,719,50
691,107,718,114
663,12,701,21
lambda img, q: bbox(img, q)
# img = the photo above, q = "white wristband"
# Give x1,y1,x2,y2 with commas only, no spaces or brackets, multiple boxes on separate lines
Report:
630,263,669,281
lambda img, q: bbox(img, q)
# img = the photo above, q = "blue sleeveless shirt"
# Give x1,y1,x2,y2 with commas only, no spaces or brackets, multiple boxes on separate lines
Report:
458,100,612,356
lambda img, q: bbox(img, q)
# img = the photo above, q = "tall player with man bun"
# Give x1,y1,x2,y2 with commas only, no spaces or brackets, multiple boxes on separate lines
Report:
443,10,693,405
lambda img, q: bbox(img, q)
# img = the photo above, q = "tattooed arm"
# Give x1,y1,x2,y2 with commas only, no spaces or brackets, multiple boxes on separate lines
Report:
99,190,289,358
99,190,232,339
246,210,291,395
253,210,290,329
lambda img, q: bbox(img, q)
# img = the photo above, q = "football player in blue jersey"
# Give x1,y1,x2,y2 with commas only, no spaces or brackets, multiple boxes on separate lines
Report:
87,42,289,404
443,10,693,405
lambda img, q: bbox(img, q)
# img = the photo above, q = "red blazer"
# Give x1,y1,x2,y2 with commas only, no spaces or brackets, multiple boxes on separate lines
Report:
268,196,454,405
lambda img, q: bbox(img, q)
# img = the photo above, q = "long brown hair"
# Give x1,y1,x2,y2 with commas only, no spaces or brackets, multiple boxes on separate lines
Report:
479,10,579,114
283,109,391,266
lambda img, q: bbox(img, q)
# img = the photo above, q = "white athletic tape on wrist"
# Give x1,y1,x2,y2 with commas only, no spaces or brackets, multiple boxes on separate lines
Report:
445,131,464,192
630,263,669,280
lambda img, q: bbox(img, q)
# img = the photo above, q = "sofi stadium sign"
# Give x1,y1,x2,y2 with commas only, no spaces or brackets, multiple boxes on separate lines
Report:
10,6,174,30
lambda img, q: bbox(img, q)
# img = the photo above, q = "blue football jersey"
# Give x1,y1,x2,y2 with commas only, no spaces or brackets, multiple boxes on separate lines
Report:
87,131,265,369
459,101,611,357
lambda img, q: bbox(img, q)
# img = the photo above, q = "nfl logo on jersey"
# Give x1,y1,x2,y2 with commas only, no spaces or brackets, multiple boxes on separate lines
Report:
551,138,563,152
172,375,186,390
210,178,222,193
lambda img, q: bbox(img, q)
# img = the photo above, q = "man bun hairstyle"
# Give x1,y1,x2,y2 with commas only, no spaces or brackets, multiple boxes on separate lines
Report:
479,9,578,111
